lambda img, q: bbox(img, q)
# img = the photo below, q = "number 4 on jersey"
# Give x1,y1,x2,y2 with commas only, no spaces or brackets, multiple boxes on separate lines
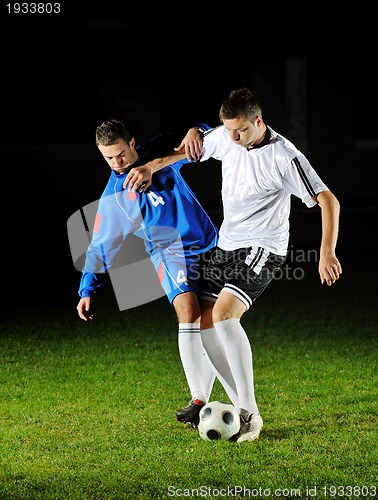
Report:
177,270,188,284
147,191,165,207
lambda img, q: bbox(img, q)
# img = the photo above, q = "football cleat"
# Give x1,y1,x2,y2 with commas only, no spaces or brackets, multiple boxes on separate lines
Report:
176,399,205,427
231,409,263,443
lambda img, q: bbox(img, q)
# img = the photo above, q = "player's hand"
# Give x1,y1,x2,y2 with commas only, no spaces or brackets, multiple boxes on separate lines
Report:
319,253,342,286
174,128,204,162
123,165,152,192
77,297,93,321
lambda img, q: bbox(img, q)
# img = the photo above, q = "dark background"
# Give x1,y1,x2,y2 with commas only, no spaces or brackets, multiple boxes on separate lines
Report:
1,3,377,312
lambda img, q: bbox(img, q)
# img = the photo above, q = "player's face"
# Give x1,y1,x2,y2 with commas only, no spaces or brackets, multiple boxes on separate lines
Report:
222,115,260,149
98,139,138,174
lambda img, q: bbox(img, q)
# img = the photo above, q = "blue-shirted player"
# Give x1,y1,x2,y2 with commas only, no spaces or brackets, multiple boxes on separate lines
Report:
77,119,238,427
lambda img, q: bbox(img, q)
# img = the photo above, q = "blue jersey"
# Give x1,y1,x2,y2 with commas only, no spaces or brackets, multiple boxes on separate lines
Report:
79,130,218,298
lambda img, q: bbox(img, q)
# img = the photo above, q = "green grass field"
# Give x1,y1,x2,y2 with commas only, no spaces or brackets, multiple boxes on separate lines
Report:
0,258,377,499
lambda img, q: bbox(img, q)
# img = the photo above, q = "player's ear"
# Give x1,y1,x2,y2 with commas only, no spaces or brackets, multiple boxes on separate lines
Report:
129,138,136,149
255,115,263,127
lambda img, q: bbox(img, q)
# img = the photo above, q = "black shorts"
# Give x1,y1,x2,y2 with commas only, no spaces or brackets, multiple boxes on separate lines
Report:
200,246,287,310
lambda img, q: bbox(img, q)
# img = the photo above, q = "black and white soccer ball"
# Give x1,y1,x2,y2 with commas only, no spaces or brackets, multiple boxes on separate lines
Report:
197,401,240,441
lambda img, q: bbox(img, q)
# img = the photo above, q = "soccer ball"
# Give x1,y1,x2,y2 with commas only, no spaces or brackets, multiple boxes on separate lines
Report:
198,401,240,441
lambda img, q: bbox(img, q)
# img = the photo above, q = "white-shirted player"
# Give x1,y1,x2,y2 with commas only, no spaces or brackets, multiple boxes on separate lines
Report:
125,88,342,443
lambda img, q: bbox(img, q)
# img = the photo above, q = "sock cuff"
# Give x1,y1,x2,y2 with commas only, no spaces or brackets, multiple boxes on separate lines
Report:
179,323,201,333
214,318,240,329
200,326,217,335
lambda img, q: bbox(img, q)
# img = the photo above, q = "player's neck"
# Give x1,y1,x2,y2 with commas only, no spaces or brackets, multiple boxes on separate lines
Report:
255,124,267,146
247,124,267,151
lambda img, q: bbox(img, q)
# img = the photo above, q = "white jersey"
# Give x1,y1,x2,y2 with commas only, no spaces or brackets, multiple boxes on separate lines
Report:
201,125,328,256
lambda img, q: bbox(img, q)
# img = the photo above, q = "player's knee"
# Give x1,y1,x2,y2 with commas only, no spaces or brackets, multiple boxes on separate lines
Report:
173,292,201,322
212,300,244,323
212,300,232,322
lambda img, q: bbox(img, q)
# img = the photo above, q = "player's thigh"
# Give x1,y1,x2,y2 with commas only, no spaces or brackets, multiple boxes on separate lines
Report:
212,289,247,323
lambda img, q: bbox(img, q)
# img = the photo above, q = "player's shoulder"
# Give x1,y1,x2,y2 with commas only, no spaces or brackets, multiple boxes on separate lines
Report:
203,125,225,142
203,125,228,150
100,172,117,196
138,132,179,161
204,125,224,136
268,126,298,152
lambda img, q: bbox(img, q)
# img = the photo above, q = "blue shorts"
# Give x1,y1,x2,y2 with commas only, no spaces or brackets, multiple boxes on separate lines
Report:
150,249,211,305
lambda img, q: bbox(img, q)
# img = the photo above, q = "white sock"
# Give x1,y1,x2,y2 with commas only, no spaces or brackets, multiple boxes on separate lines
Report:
200,327,239,408
178,323,215,403
214,318,259,416
202,351,216,403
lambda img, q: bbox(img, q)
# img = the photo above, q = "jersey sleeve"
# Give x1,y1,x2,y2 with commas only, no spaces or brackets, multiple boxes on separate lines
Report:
200,126,224,162
78,272,104,298
79,191,141,297
283,155,329,207
194,122,212,133
138,125,212,163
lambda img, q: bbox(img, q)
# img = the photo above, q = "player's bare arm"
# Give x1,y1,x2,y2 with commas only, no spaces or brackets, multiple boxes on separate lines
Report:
174,127,205,162
77,297,93,321
313,190,342,286
123,153,186,192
